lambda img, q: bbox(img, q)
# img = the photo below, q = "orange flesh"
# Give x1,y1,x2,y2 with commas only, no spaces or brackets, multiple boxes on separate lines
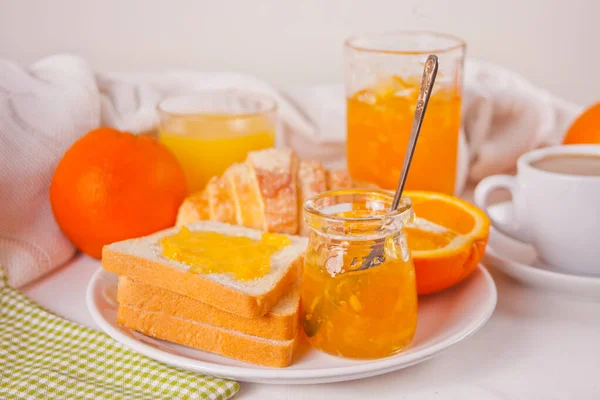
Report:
411,198,476,235
405,227,455,251
160,226,291,280
347,76,461,194
403,191,490,295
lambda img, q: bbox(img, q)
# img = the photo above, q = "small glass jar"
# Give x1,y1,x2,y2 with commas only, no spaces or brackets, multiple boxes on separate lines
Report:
301,189,417,359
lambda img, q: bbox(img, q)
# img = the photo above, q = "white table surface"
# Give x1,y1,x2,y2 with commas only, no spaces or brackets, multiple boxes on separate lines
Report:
22,255,600,399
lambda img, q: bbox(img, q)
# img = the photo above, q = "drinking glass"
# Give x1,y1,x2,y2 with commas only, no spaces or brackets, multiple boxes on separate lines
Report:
345,32,466,194
158,91,277,193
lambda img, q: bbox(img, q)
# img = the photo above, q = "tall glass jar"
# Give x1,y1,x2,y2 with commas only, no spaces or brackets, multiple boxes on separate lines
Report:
345,32,466,194
301,189,417,359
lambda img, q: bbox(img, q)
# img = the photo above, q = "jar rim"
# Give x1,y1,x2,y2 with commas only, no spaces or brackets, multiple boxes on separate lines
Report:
303,188,413,223
344,31,466,56
157,89,278,119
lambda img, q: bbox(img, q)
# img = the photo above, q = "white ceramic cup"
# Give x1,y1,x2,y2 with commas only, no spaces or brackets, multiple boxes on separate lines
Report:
474,144,600,275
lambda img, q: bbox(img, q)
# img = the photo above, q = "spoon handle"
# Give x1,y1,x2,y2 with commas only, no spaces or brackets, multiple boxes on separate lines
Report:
390,55,439,210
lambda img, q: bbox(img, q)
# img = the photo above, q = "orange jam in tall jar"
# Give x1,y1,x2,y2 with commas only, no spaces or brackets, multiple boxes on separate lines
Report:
345,32,466,194
301,189,417,359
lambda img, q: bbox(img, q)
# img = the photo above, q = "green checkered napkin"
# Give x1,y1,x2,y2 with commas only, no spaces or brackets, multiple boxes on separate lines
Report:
0,266,239,400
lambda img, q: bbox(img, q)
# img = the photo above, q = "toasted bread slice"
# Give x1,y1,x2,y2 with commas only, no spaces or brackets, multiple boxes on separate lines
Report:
224,163,265,230
246,148,299,234
297,160,327,236
118,277,299,340
102,221,307,318
118,305,296,367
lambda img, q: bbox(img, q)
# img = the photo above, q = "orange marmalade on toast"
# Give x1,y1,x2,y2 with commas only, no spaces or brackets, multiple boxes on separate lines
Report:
301,189,417,359
160,226,290,280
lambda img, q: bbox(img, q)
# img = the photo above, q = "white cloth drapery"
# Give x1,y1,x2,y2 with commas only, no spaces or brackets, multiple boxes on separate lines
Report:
0,54,581,287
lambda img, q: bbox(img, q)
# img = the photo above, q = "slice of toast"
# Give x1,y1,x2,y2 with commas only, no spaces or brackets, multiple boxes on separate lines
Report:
118,305,296,368
118,277,299,340
246,148,299,234
102,221,307,318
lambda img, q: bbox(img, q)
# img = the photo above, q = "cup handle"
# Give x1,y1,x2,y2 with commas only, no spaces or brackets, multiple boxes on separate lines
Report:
474,175,531,243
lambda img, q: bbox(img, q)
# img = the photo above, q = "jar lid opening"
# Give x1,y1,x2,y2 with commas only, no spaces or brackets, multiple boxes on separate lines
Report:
303,188,414,236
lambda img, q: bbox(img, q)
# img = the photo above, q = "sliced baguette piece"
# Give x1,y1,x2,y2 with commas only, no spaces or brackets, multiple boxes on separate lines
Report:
224,163,265,230
102,221,307,318
176,176,236,227
118,305,296,368
246,148,299,234
297,160,327,236
325,168,353,190
207,176,236,224
175,190,209,227
118,277,299,340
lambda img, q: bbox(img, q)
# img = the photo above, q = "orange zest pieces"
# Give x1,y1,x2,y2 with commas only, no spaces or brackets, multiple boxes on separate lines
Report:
404,191,490,295
160,226,290,280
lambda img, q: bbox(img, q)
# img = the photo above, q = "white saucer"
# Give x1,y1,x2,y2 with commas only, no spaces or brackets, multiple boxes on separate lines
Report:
87,266,496,384
485,202,600,299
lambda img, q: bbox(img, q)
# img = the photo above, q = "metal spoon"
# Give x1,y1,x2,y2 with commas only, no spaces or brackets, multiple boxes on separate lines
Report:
359,54,439,270
303,56,440,338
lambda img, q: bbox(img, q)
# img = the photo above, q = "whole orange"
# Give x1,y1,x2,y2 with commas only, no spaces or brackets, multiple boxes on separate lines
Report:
563,102,600,145
50,127,187,258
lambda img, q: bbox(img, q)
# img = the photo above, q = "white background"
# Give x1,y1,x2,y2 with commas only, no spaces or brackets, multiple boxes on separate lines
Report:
4,2,600,398
1,0,598,104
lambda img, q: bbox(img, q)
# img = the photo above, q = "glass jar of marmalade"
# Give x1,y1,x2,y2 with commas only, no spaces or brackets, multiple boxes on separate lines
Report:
301,189,417,359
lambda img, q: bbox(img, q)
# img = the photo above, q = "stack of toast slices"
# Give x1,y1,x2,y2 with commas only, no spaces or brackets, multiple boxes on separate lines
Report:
102,221,308,368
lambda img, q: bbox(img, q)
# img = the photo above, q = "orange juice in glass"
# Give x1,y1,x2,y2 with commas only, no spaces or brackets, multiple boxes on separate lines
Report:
158,91,277,194
345,32,466,194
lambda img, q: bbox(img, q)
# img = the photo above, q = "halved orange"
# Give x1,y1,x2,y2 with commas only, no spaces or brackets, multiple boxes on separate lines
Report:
404,191,490,295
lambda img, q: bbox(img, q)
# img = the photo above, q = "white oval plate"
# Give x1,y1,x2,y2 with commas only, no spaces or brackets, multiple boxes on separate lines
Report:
87,266,496,384
484,202,600,299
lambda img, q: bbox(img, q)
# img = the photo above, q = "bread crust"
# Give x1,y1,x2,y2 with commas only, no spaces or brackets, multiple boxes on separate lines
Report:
175,189,209,227
208,176,236,224
297,160,327,235
247,148,299,234
118,305,296,367
325,168,352,190
118,277,299,340
224,163,265,230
